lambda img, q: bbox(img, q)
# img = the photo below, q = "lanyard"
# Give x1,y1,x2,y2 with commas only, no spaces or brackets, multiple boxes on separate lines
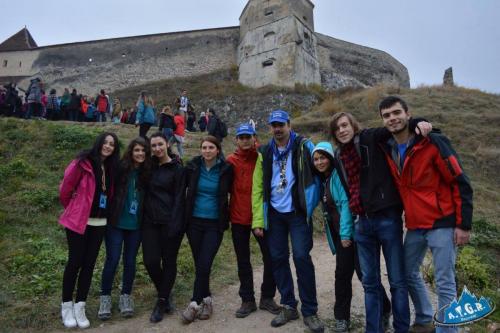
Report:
101,164,106,193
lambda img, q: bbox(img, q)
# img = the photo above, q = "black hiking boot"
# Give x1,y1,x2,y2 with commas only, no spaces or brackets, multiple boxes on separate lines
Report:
259,297,281,314
235,301,257,318
270,305,299,327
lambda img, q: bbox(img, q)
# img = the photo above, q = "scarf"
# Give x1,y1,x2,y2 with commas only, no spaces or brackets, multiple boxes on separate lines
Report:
271,131,296,161
339,142,364,215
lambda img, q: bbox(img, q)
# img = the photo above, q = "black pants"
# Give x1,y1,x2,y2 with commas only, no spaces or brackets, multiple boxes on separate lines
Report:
139,123,152,138
331,230,391,320
231,223,276,302
187,218,223,304
142,223,183,299
62,226,106,302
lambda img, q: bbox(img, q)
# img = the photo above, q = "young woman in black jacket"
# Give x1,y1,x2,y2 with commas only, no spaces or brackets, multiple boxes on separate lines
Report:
98,137,151,320
142,132,186,323
181,135,233,324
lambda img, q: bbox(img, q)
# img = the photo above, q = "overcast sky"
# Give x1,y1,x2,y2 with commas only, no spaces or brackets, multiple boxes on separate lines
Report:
1,0,498,93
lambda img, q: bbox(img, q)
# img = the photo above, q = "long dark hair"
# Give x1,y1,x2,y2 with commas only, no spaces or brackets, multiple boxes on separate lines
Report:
120,137,151,188
149,131,177,164
77,132,120,170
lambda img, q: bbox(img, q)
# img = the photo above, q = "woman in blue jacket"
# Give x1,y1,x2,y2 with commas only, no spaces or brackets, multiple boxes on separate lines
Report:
312,142,391,333
135,91,156,138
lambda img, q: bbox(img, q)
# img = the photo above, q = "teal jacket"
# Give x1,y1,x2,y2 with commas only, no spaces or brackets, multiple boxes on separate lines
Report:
136,100,156,125
252,135,320,230
320,169,353,255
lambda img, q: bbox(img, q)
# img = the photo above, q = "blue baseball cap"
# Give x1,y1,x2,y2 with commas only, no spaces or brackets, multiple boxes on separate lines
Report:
268,110,289,124
236,123,256,136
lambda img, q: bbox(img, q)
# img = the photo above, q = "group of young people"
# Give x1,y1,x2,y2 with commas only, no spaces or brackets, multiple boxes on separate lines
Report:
58,95,472,333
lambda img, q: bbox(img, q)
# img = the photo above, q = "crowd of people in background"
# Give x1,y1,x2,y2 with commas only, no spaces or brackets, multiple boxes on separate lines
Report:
0,80,238,144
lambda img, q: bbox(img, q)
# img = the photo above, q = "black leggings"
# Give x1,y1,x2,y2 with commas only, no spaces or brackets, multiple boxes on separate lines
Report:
187,218,223,304
332,231,391,320
139,123,152,138
142,223,183,299
62,226,106,302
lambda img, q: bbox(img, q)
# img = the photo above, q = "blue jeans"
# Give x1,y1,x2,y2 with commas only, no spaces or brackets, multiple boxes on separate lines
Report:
354,211,410,333
101,225,141,295
405,228,457,333
266,208,318,317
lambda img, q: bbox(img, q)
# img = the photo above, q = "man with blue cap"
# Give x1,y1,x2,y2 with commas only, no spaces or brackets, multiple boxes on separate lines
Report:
226,123,280,319
252,110,324,332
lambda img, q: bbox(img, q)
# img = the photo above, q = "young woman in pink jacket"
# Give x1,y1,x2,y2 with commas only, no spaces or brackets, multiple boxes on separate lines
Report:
58,132,120,329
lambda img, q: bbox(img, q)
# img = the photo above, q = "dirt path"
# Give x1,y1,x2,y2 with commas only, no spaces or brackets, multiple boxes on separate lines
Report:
59,237,438,333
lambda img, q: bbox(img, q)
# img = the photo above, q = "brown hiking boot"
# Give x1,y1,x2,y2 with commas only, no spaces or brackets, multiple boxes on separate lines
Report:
259,297,281,315
270,305,299,327
235,301,257,318
181,301,200,324
197,296,213,320
409,322,435,333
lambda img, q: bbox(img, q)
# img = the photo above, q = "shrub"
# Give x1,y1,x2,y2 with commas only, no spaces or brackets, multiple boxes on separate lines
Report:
456,246,491,291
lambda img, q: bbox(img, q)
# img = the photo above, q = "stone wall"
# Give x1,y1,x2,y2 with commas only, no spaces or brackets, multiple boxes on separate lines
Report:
315,33,410,89
14,27,240,95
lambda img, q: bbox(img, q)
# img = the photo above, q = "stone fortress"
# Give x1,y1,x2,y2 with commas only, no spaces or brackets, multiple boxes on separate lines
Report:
0,0,410,94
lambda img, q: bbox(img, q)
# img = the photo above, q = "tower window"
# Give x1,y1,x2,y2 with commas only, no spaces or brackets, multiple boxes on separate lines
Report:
2,60,7,67
304,32,310,40
265,9,273,16
264,31,276,38
262,58,275,67
303,16,308,21
19,61,22,67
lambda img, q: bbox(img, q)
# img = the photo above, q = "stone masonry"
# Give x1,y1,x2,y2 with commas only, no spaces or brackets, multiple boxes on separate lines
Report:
0,1,410,94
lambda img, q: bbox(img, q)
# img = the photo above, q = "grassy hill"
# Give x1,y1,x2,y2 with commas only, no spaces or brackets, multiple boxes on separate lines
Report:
0,83,498,332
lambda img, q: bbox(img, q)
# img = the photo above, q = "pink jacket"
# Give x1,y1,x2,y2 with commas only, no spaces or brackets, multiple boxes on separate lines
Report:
58,159,96,235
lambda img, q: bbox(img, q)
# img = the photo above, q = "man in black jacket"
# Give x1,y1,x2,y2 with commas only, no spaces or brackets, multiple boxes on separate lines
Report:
329,112,432,333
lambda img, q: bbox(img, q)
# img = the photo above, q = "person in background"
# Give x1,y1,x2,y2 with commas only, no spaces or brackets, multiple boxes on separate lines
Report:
25,77,43,119
98,137,151,321
85,97,96,122
95,89,110,123
181,136,233,324
158,106,177,143
135,91,156,138
112,98,122,124
198,111,208,132
46,88,59,121
173,110,185,158
143,132,186,323
67,89,82,122
120,108,129,124
226,123,280,319
60,88,71,120
58,132,120,329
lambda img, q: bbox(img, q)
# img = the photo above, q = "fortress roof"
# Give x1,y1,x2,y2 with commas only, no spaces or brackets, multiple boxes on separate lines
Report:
0,27,38,52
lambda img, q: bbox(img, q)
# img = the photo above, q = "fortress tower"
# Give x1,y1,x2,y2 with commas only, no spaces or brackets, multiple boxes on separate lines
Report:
238,0,321,88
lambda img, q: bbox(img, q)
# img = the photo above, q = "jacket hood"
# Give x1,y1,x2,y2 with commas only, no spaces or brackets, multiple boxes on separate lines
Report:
312,142,335,160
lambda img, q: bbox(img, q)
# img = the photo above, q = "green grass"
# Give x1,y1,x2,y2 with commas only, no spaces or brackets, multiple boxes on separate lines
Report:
1,82,499,331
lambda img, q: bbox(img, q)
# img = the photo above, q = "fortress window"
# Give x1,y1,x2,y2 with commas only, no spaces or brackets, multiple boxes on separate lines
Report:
264,31,276,38
262,58,275,67
165,47,169,51
2,60,7,67
303,16,308,22
122,53,126,58
19,61,22,67
265,9,273,16
304,32,310,40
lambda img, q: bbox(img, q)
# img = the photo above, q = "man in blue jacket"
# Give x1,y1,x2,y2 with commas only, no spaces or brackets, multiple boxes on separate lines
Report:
252,110,323,333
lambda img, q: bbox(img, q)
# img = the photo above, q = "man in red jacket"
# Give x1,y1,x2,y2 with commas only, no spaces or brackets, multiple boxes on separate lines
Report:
226,123,280,318
379,96,473,333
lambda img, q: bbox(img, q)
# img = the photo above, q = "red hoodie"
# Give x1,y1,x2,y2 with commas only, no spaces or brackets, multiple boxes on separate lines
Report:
226,147,258,225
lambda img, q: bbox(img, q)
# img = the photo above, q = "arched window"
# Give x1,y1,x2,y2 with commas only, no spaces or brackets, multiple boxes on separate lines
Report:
262,58,275,67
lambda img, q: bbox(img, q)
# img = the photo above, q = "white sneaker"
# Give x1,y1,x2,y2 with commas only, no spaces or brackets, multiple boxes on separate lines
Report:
74,301,90,328
61,301,77,328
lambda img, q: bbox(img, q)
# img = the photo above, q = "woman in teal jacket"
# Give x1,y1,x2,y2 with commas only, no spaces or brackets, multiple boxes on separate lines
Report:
135,91,156,138
312,142,390,333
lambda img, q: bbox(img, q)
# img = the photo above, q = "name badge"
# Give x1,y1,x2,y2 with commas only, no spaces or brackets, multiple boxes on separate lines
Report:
129,200,138,215
99,194,107,209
